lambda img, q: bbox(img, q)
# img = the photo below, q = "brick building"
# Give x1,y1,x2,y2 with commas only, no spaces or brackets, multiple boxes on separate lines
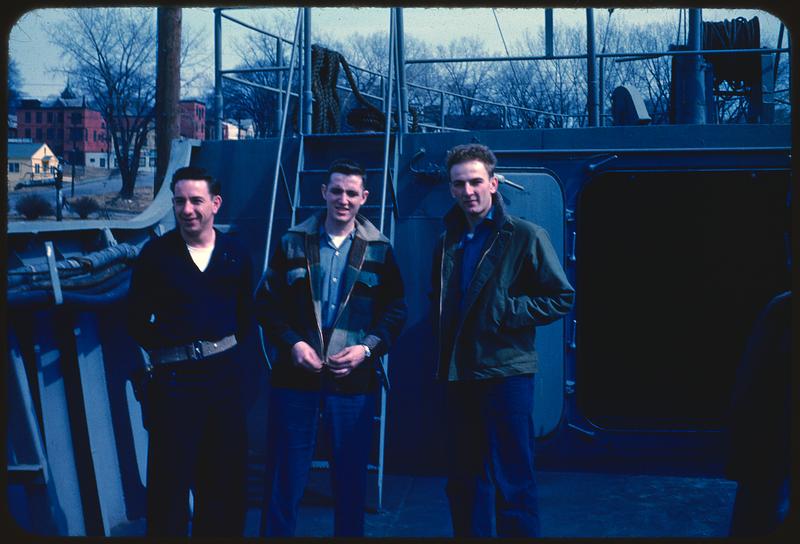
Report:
17,87,208,173
16,84,110,168
179,100,206,140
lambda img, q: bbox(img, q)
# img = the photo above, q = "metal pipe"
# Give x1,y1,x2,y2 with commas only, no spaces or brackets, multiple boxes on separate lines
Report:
408,52,589,64
220,66,290,75
221,75,300,98
276,38,283,133
379,9,396,234
545,8,554,57
586,8,599,127
773,23,785,93
598,56,605,127
408,46,787,65
303,8,313,134
220,11,296,43
493,146,791,155
395,8,408,135
214,8,223,140
680,8,706,124
263,9,304,275
440,91,446,128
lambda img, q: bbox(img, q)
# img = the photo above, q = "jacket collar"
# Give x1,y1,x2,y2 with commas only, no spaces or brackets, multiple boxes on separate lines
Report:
443,192,510,234
290,212,386,242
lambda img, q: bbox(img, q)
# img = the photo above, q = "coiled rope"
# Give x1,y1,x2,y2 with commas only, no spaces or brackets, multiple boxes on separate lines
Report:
702,16,761,87
311,44,387,133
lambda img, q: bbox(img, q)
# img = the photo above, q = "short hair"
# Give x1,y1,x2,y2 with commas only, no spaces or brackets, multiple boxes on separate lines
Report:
445,143,497,178
327,158,367,190
170,166,221,196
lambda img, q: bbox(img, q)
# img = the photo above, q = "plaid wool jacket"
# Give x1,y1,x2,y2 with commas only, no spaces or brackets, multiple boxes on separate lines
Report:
256,213,407,394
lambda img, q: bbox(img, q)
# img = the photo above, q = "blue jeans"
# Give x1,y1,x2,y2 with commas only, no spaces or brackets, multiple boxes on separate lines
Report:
261,387,375,537
445,374,541,537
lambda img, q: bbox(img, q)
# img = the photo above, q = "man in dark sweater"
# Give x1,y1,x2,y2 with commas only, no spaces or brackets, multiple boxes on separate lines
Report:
256,159,406,537
127,166,254,537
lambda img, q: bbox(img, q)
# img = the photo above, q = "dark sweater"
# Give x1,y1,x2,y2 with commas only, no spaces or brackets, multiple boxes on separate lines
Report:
127,228,254,352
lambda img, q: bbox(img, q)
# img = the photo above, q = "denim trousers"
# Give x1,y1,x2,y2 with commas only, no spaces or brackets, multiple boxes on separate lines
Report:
445,373,541,537
145,352,248,537
261,387,375,537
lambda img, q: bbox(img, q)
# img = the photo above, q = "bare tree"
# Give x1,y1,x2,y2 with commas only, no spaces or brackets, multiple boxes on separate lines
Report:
8,58,23,113
52,8,205,198
52,8,156,198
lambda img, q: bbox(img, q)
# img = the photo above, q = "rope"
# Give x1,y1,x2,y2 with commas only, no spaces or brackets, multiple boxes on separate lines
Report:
311,44,387,133
702,16,761,88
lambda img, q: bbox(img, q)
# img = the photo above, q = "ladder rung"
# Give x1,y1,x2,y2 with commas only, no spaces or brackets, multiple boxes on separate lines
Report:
7,464,45,484
8,464,44,473
296,204,393,210
300,168,387,175
310,462,380,472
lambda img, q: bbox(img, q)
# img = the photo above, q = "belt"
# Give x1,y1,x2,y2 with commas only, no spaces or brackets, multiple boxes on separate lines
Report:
148,334,237,365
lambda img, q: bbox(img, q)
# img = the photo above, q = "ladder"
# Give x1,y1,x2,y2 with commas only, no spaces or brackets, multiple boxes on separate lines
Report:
261,7,403,513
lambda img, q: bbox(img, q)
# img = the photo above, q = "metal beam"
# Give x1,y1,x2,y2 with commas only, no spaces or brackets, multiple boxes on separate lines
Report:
586,8,599,127
545,8,554,57
303,8,313,134
214,9,223,140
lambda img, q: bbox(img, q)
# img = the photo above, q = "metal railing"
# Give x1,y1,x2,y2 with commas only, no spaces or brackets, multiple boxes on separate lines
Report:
215,8,790,136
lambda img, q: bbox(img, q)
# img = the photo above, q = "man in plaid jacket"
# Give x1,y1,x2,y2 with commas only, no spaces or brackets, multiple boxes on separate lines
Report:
256,159,406,537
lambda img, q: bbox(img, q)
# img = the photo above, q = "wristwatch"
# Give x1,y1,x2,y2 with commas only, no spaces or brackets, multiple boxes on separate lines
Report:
361,344,372,358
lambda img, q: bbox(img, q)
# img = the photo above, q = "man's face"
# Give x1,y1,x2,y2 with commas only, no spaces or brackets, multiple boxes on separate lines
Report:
449,159,498,220
322,172,368,227
172,179,221,239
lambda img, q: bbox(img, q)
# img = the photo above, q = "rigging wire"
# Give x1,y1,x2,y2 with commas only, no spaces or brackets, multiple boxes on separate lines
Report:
492,8,525,123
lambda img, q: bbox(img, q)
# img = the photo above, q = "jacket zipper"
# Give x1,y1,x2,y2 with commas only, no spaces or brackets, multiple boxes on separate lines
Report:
441,230,500,379
436,238,446,379
306,252,325,357
328,243,367,358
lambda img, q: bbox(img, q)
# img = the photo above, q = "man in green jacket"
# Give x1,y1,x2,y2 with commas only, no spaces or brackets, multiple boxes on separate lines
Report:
431,143,574,537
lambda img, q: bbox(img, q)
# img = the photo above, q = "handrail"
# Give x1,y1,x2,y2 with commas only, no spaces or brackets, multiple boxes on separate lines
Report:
407,47,790,65
263,8,303,276
379,9,396,235
408,82,582,119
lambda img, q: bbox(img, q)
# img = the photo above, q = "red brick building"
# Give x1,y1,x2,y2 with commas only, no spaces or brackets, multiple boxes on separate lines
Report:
179,100,206,140
17,87,208,172
16,85,110,168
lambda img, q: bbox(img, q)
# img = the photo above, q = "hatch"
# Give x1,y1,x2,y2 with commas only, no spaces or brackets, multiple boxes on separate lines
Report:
497,170,568,438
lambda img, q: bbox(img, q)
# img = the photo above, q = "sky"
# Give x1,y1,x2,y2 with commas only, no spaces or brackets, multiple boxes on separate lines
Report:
7,6,787,100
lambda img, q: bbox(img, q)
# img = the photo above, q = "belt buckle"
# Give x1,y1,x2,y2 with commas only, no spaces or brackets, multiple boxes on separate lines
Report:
190,340,204,360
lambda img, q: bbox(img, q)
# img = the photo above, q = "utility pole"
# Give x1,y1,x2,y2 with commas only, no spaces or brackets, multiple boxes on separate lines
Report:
155,7,182,194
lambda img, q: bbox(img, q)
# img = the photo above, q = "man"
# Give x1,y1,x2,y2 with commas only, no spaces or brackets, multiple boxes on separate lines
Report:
727,290,791,536
257,159,407,537
431,143,575,537
127,166,254,536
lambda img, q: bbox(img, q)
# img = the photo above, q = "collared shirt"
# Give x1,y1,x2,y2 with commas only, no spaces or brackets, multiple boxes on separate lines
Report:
319,224,355,329
459,206,496,298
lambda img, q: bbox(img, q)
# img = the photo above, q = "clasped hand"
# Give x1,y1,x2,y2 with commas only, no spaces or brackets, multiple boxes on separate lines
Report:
291,341,366,378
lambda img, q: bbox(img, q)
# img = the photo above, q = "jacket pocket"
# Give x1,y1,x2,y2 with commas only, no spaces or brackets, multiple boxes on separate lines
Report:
286,267,308,286
356,270,380,288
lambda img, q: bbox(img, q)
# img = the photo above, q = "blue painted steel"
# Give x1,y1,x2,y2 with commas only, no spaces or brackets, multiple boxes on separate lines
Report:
8,329,63,534
74,312,126,534
496,172,567,437
32,312,86,534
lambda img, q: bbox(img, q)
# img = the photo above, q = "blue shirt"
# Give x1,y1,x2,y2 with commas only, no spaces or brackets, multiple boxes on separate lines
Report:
319,225,355,329
460,207,496,299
